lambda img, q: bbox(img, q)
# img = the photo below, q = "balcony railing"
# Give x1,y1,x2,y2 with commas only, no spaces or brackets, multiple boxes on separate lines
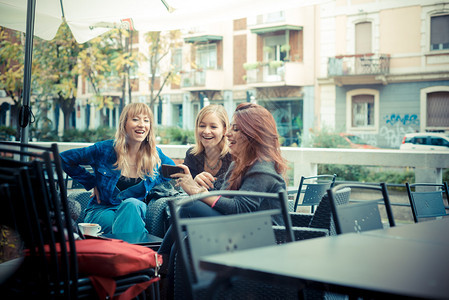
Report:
328,53,390,76
245,61,305,86
246,65,284,84
87,78,122,94
180,69,224,90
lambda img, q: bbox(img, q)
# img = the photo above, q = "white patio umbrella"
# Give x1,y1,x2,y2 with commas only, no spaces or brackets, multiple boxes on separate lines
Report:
0,0,326,144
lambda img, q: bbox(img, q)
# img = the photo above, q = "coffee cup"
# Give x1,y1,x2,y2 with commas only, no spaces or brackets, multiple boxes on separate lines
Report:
78,223,102,236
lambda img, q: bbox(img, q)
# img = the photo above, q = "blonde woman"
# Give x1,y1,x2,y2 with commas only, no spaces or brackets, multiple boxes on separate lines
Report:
60,103,175,234
183,104,232,190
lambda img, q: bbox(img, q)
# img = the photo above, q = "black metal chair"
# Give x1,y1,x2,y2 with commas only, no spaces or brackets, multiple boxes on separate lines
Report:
405,182,449,223
289,174,337,213
0,141,159,299
328,183,396,235
168,190,300,300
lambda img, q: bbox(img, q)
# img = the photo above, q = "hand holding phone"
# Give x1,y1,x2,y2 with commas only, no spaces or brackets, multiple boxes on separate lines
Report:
161,164,185,178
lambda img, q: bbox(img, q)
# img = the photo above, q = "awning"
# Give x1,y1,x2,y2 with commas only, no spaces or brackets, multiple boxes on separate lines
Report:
250,24,302,34
184,35,223,43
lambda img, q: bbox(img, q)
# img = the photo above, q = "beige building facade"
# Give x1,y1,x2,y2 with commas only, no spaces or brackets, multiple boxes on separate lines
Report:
69,0,449,148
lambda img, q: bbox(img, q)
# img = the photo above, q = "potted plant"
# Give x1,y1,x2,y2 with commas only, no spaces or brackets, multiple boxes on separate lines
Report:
269,60,284,69
243,62,260,70
263,46,274,54
281,44,291,61
280,44,291,53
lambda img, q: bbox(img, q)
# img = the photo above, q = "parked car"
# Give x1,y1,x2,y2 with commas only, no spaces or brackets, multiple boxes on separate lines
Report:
400,132,449,151
339,133,379,149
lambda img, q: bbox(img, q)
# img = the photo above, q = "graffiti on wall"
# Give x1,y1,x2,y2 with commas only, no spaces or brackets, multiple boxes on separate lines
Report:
380,114,419,148
384,113,419,126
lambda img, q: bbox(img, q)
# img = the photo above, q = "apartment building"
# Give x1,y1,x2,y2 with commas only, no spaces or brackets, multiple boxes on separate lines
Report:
318,0,449,148
72,5,318,147
24,0,448,148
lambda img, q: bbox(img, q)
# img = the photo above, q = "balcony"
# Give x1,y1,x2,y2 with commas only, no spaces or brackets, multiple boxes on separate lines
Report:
245,61,304,87
87,78,122,94
327,53,390,85
180,69,224,91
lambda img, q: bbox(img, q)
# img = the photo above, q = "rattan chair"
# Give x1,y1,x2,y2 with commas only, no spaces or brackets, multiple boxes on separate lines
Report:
289,174,336,213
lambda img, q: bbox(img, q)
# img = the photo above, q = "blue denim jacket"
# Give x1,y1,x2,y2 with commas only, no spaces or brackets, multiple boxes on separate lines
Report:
60,140,175,207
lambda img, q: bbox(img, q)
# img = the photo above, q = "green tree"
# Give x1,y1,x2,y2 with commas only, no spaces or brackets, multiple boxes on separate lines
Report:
33,23,84,131
76,33,116,125
145,30,182,108
0,28,26,137
112,29,140,113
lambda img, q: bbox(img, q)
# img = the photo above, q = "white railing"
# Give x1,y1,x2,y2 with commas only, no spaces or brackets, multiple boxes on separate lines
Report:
44,142,449,186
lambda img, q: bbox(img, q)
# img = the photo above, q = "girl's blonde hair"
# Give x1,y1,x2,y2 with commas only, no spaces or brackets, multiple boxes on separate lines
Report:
114,102,160,178
190,104,230,158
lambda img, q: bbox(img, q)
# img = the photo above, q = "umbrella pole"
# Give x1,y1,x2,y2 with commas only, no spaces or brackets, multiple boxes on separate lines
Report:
19,0,36,158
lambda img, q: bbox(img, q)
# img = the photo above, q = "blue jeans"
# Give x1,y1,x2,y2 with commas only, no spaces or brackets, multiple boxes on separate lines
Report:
84,197,148,234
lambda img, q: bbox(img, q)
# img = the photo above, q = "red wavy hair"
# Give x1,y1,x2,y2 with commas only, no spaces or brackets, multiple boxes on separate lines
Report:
227,103,287,190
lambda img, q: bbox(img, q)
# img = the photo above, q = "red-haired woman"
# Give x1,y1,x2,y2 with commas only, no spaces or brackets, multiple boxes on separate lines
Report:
158,103,288,297
173,102,288,222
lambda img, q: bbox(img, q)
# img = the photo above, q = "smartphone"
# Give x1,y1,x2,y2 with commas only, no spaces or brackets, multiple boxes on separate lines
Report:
161,164,184,178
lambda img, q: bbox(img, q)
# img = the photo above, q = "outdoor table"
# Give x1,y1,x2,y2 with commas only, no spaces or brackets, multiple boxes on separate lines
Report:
363,217,449,245
200,218,449,299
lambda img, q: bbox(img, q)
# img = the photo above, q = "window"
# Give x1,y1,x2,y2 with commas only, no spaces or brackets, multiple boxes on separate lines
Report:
430,14,449,51
259,99,303,146
352,95,374,127
415,137,427,145
149,53,160,77
431,137,449,147
172,104,182,128
346,89,379,132
420,87,449,132
427,92,449,127
172,48,182,73
265,11,285,23
196,44,217,70
263,34,288,62
355,22,372,54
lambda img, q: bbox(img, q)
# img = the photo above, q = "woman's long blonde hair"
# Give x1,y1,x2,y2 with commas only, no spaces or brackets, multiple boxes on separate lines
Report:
114,103,160,178
190,104,230,158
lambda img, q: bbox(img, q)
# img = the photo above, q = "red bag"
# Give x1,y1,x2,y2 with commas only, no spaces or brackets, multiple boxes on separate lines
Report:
76,238,162,277
36,238,162,299
75,238,163,299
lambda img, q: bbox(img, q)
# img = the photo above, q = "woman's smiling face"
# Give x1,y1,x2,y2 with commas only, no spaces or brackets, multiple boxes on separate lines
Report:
226,117,246,156
125,113,151,144
197,112,225,150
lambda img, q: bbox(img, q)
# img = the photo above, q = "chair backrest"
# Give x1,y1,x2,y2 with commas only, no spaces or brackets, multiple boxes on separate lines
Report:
0,142,78,298
309,187,351,235
405,182,449,223
168,190,293,298
293,174,336,212
328,183,396,235
67,191,91,224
